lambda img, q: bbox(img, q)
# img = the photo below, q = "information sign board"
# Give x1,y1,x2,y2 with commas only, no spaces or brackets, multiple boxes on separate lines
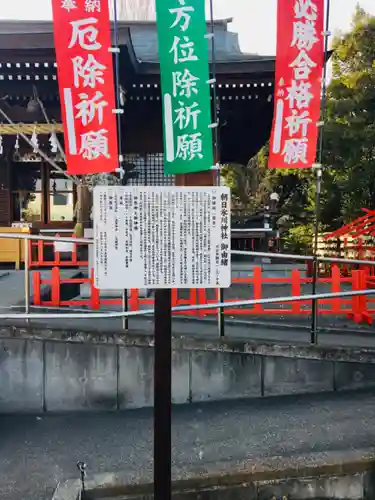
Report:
93,186,231,289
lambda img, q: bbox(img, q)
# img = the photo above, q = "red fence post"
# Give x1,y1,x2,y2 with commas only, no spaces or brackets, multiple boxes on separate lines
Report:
71,234,78,265
37,239,44,266
129,289,140,311
28,239,34,268
172,289,179,309
253,266,263,314
331,265,341,314
188,289,197,316
197,289,206,316
90,269,100,310
291,269,301,314
351,270,365,324
359,269,372,324
32,271,41,306
51,267,61,307
54,234,61,266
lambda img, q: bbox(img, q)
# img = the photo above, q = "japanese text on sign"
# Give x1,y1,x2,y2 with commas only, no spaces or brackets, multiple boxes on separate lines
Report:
93,186,231,289
155,0,214,175
52,0,118,175
269,0,324,169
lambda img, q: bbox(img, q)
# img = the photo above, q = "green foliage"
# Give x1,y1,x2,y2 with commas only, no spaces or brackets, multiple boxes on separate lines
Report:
283,224,315,253
322,5,375,223
221,143,313,225
220,150,269,210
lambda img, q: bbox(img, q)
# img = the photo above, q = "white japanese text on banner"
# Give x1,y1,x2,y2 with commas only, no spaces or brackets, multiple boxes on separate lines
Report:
52,0,119,175
269,0,324,169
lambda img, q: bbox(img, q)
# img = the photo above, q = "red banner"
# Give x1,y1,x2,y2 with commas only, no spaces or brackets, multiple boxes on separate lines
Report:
51,0,118,175
268,0,324,169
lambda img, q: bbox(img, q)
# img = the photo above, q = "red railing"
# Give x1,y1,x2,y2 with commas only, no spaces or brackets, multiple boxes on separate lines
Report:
31,265,374,324
28,234,88,268
320,209,375,277
324,209,375,240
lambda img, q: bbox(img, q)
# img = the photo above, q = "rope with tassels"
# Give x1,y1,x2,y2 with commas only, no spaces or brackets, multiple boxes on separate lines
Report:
0,123,63,135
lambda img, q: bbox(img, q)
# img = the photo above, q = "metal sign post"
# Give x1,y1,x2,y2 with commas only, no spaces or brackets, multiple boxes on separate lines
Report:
311,0,332,345
154,289,172,500
92,185,231,500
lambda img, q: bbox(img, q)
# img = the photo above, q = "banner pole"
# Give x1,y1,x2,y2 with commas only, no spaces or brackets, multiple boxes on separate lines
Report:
208,0,225,338
112,0,129,330
311,0,331,344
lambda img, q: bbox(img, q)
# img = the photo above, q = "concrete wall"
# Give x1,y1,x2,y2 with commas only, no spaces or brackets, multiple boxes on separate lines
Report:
3,330,375,413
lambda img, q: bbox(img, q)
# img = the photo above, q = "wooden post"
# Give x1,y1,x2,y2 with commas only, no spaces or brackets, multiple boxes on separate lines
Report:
175,171,216,187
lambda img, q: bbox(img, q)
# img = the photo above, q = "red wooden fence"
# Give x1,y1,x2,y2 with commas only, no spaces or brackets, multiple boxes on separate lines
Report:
28,235,88,268
32,265,374,325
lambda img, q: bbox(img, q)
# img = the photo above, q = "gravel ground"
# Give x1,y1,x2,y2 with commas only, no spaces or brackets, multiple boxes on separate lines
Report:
1,390,375,500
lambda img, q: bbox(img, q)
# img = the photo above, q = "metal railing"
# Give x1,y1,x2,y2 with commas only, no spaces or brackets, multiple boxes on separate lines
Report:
1,231,374,267
2,287,375,320
232,249,375,267
0,231,375,345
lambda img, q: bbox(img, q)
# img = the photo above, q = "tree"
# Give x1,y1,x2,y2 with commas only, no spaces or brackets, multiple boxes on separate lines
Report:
220,161,265,211
321,6,375,226
221,143,312,222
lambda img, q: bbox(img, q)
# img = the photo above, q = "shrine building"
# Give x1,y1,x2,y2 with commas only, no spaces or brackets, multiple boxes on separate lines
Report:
0,18,275,231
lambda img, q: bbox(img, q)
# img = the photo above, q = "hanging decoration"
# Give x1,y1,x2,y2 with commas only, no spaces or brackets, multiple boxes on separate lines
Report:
49,131,58,153
0,134,3,155
0,123,64,135
30,128,39,153
13,133,21,162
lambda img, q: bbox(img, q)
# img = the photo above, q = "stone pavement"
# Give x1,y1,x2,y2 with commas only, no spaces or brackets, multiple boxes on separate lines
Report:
1,390,375,500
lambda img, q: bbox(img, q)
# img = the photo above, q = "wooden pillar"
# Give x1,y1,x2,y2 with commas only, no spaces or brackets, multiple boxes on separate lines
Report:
74,184,92,237
175,171,216,187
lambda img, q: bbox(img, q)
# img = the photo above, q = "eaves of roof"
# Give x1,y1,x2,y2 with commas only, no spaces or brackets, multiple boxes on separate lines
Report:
0,20,331,76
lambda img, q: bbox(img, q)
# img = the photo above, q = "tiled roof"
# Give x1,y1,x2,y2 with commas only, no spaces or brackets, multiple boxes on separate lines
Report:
129,22,270,64
0,19,274,64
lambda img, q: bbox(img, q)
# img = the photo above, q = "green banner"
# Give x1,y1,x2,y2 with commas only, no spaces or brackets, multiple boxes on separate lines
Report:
155,0,214,175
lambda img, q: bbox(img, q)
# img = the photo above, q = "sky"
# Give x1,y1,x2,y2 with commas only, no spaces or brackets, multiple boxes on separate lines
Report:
0,0,375,55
